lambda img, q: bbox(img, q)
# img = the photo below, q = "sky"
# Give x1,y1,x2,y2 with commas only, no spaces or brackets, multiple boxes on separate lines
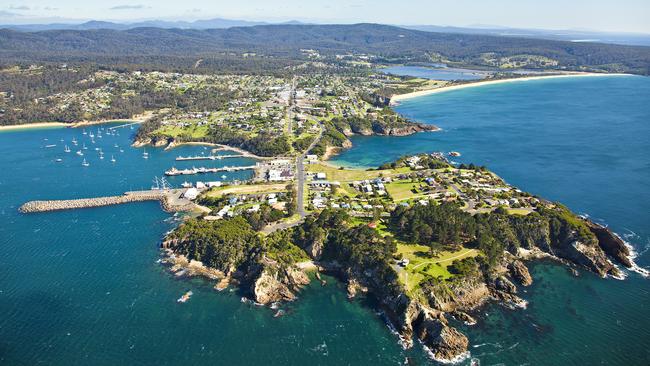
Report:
1,0,649,34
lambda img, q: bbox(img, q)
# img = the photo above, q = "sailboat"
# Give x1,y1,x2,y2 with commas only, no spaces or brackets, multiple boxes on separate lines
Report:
143,148,149,159
64,145,71,153
82,143,87,150
82,158,90,167
71,137,78,145
76,150,84,156
110,155,116,163
82,129,87,135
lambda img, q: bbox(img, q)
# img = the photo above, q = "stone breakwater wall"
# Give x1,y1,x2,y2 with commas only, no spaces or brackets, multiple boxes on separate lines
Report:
19,190,195,213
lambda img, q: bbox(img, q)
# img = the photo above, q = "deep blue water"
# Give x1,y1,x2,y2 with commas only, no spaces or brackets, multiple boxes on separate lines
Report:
1,74,649,365
381,66,488,80
333,75,650,364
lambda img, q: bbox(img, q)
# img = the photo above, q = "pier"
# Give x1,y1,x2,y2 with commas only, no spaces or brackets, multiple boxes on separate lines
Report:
19,189,196,213
175,154,243,161
164,165,256,176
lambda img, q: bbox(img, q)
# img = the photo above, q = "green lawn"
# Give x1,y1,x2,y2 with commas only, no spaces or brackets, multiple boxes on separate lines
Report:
396,243,479,293
386,181,419,201
307,162,410,182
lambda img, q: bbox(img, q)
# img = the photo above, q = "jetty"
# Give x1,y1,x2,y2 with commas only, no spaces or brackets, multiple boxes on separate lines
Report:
175,154,243,161
165,165,256,176
19,189,196,214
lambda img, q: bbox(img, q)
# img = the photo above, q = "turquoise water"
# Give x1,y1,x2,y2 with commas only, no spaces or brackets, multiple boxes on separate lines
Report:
1,75,649,365
0,125,431,365
333,75,650,364
381,66,487,80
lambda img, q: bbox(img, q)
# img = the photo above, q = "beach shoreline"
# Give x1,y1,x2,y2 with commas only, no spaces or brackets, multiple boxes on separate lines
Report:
390,72,631,104
0,111,154,132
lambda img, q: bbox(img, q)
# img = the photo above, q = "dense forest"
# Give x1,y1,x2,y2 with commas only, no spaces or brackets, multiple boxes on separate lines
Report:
1,24,649,74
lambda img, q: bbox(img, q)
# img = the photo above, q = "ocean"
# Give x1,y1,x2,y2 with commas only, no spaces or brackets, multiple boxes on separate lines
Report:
1,74,649,365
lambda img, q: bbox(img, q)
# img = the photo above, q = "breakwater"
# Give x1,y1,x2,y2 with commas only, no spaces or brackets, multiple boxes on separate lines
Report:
19,189,196,213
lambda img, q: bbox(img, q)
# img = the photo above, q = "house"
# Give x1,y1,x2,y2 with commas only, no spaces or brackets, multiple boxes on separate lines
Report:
315,172,327,180
306,154,318,163
183,188,199,200
206,181,222,188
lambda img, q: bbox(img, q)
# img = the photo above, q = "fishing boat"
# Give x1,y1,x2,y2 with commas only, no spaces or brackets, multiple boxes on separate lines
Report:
177,291,193,303
64,145,71,153
82,158,90,167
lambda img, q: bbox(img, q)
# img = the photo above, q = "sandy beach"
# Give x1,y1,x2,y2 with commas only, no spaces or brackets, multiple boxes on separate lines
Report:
0,111,154,132
390,72,630,104
0,122,70,132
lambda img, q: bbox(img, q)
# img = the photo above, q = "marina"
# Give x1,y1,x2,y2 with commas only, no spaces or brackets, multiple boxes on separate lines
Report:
164,165,256,176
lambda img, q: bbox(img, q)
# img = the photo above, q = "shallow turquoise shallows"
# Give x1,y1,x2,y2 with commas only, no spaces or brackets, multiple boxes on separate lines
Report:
1,75,649,365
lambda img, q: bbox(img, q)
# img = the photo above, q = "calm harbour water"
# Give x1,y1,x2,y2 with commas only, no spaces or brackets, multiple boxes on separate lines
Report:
1,75,649,365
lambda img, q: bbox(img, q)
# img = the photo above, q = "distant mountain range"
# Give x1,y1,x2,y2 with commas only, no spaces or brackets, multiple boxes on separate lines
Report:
0,18,305,32
1,23,648,75
2,18,649,47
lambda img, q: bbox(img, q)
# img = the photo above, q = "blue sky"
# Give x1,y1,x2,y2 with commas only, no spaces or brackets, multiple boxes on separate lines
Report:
1,0,649,33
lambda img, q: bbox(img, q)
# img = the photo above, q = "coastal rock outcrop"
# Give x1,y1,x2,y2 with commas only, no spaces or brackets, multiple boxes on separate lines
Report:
415,313,469,362
250,261,310,305
509,260,533,286
587,221,633,268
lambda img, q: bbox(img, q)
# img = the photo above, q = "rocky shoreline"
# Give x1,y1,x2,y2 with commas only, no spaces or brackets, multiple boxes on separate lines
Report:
159,211,636,363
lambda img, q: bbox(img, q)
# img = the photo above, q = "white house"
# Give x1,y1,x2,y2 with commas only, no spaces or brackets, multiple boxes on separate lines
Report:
183,188,199,200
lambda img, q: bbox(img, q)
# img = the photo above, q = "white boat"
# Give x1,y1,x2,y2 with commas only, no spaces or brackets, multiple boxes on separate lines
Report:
71,138,78,145
82,143,87,150
89,132,94,138
76,150,84,156
99,155,104,160
221,175,227,179
64,145,71,153
143,148,149,159
119,149,124,153
181,181,192,188
55,158,63,162
82,159,90,167
82,129,87,135
114,143,119,148
110,155,116,163
45,144,56,148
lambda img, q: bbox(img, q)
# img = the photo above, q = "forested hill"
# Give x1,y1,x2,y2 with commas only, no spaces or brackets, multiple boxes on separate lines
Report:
1,23,649,74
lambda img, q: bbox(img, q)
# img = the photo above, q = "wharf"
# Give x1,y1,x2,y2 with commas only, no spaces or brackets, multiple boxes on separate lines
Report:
164,165,256,176
175,154,243,161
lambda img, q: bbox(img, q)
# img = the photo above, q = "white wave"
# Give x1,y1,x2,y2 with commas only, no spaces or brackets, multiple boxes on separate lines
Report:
420,340,470,364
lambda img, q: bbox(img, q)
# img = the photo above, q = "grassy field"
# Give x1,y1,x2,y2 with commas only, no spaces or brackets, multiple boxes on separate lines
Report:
205,183,287,197
307,162,411,182
507,208,534,215
396,243,479,293
385,181,419,201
